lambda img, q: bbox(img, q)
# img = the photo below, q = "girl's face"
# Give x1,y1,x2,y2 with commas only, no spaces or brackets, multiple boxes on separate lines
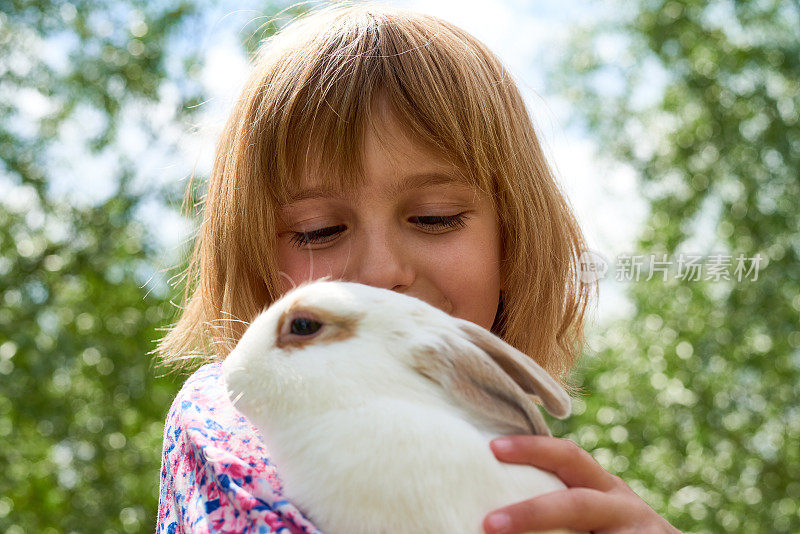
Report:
275,109,503,331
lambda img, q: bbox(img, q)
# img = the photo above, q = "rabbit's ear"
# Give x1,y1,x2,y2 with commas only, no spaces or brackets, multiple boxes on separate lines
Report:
411,321,570,437
457,321,572,420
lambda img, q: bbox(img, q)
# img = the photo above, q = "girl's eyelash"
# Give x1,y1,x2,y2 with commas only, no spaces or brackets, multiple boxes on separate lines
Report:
288,213,469,248
289,224,346,248
411,213,469,231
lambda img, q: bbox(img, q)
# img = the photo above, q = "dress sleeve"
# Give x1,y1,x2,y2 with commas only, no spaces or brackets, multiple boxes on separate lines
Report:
156,362,323,534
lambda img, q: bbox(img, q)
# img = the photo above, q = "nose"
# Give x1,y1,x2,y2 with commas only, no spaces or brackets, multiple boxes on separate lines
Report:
343,228,415,292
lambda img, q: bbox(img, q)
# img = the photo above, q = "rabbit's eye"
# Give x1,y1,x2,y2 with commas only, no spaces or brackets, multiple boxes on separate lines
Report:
290,317,323,336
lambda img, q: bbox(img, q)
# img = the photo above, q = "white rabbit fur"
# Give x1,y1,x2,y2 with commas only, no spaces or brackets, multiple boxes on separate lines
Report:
223,280,583,534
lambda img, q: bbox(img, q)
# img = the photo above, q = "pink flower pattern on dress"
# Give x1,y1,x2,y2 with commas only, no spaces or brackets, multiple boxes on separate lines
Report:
157,363,324,533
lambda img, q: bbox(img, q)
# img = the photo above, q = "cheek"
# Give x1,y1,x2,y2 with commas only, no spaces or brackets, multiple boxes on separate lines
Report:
429,235,502,330
446,277,500,331
276,244,345,293
276,245,313,293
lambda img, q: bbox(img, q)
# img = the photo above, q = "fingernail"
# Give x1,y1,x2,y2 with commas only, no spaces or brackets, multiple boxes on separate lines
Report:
486,512,511,533
491,438,512,453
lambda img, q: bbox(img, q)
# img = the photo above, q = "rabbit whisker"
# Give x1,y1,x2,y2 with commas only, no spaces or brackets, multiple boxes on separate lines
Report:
208,318,251,326
306,241,315,284
208,339,238,346
219,311,251,325
279,270,298,290
338,236,354,282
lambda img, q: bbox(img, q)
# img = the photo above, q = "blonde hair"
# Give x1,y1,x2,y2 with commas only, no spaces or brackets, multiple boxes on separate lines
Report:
159,1,595,389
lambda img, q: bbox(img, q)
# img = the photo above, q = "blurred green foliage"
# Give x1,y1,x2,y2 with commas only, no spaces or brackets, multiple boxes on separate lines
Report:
0,1,306,530
551,1,800,532
1,0,202,531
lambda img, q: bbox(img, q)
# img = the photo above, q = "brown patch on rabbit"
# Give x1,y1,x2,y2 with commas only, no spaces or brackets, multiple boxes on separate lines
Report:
276,304,364,349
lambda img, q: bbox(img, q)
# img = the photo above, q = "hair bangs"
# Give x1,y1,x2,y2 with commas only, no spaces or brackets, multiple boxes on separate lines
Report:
250,3,503,205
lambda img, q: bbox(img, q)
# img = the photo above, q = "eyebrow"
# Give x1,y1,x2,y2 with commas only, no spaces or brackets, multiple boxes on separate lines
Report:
286,172,470,203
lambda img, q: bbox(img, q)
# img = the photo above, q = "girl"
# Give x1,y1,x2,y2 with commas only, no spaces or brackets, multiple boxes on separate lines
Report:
156,2,681,533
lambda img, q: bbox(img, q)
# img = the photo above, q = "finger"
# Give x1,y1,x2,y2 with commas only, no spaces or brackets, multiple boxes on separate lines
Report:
484,487,624,534
490,435,622,492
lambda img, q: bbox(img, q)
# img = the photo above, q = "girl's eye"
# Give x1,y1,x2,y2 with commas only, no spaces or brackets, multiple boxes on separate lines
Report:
410,213,469,232
289,224,346,248
287,214,468,248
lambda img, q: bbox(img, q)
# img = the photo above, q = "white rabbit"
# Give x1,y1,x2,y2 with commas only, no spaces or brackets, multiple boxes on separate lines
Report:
223,280,584,534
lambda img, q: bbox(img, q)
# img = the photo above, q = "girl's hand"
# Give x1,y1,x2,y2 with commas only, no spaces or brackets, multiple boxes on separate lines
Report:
483,436,683,534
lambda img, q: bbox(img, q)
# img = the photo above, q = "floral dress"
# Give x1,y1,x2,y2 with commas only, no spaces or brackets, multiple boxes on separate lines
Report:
157,362,323,533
